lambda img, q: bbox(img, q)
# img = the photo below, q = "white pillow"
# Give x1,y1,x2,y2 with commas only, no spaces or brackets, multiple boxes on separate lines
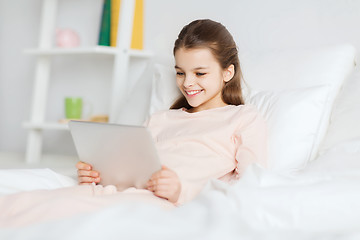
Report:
248,85,331,172
149,64,181,115
240,44,356,161
318,69,360,154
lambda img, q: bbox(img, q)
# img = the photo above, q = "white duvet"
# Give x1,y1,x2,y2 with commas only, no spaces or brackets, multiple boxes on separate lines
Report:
0,140,360,239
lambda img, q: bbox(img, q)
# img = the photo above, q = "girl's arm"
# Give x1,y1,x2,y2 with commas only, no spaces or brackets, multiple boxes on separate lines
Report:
234,107,268,177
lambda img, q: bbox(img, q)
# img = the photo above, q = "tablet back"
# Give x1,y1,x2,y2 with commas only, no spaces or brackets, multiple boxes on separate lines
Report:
69,121,161,190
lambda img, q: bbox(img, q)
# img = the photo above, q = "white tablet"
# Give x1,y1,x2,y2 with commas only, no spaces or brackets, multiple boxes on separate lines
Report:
69,120,162,191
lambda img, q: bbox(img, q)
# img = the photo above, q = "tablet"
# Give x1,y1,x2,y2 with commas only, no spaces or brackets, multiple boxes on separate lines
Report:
69,120,162,191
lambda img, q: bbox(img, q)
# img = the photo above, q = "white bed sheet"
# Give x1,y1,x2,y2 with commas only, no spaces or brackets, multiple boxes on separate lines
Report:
1,140,360,239
0,168,77,196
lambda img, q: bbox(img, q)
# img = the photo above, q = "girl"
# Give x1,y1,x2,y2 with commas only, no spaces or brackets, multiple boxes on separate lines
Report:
0,19,267,227
76,19,267,205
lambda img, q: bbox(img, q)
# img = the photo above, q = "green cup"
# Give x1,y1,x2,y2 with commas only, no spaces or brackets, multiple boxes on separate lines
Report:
65,97,83,119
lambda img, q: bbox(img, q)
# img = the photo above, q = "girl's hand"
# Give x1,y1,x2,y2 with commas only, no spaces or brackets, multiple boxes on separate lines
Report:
147,165,181,203
76,161,101,185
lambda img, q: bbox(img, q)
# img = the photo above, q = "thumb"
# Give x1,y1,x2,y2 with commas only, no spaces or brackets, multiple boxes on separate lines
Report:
161,165,169,170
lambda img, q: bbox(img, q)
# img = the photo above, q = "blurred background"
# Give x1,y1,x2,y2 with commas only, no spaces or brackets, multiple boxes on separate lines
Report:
0,0,359,172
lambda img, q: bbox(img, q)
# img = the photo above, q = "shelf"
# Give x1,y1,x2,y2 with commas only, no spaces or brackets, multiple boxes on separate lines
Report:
24,46,153,58
23,122,69,131
24,0,146,164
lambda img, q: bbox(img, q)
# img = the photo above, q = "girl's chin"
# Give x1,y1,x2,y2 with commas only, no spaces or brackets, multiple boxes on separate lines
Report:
185,100,200,108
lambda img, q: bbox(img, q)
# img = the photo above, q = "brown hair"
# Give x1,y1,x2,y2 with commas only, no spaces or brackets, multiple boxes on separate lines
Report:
170,19,244,109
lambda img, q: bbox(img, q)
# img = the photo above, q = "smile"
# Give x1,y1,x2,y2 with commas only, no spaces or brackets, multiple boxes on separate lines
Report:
185,90,203,96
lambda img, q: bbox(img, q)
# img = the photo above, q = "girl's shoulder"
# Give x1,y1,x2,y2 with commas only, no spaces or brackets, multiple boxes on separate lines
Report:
147,104,262,123
222,104,267,131
227,104,261,118
149,104,261,117
149,108,180,118
235,104,267,129
146,109,181,125
240,103,261,115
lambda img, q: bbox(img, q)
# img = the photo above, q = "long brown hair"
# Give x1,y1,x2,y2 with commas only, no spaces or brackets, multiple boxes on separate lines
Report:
170,19,244,109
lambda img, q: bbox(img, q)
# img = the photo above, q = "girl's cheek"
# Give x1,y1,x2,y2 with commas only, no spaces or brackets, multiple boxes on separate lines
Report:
176,80,184,89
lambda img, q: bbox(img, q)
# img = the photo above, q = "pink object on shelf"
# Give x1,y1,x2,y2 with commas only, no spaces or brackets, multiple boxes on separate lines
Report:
56,28,80,48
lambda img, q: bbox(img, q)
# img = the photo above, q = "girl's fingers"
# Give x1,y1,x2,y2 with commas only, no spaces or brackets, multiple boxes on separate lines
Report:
154,184,171,192
161,165,171,170
76,161,92,171
153,189,171,200
79,182,92,185
155,178,175,186
154,192,169,200
150,170,175,181
77,170,99,178
147,178,170,189
147,173,179,191
147,180,174,193
77,170,92,177
78,176,100,184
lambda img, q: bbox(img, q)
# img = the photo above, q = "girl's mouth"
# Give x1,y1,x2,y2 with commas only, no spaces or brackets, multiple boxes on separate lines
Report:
185,90,203,97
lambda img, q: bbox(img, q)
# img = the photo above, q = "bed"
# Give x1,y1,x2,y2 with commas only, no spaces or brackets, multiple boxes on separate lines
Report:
1,44,360,239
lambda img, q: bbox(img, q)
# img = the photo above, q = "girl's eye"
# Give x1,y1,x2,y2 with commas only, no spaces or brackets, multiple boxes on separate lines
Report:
196,73,206,76
176,72,185,76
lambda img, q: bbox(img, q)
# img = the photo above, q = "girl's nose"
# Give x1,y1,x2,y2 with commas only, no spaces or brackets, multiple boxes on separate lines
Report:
183,76,195,88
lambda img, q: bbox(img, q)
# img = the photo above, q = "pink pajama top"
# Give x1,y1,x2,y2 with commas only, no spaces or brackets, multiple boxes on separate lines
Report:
146,104,268,205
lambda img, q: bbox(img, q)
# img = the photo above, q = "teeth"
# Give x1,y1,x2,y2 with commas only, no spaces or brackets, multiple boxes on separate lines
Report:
186,90,202,95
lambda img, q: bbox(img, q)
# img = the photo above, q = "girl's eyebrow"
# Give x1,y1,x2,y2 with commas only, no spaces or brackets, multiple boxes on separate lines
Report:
175,65,209,70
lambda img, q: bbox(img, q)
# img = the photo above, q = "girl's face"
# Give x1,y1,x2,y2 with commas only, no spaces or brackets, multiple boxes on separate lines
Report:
174,47,234,112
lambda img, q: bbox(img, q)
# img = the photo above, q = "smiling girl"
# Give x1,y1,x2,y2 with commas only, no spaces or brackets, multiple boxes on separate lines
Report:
0,19,268,227
76,19,268,205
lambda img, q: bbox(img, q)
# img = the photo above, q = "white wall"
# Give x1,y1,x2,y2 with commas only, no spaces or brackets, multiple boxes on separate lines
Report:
0,0,42,153
0,0,359,157
145,0,360,63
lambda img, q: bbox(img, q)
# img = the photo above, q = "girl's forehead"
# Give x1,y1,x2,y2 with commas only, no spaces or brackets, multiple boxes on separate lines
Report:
175,47,212,57
174,48,219,69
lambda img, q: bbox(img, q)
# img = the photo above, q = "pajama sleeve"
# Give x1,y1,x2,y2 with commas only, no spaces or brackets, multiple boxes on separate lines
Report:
175,177,209,206
233,107,268,178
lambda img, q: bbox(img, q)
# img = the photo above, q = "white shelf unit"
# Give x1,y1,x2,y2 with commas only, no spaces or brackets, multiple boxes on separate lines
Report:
24,46,152,57
24,0,151,164
23,122,69,131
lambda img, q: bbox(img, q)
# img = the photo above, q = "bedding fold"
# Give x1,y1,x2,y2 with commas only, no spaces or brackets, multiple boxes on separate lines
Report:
0,184,174,228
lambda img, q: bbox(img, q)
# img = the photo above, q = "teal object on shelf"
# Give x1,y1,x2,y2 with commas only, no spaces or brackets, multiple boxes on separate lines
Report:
98,0,111,46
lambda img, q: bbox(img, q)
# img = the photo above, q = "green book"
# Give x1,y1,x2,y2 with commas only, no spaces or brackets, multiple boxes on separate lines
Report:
98,0,111,46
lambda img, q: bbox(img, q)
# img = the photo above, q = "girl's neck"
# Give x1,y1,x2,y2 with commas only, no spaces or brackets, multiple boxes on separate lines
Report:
185,103,229,113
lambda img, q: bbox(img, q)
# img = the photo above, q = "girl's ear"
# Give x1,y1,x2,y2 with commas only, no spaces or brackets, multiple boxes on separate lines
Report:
223,64,235,83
